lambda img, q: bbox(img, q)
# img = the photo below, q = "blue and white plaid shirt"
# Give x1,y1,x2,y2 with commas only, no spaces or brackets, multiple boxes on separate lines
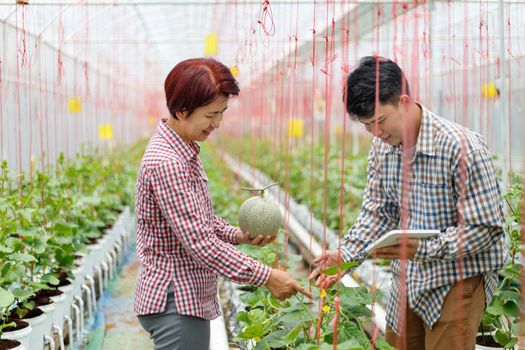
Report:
341,106,507,333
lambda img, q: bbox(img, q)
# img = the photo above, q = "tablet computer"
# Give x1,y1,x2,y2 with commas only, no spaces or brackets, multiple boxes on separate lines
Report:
364,229,440,254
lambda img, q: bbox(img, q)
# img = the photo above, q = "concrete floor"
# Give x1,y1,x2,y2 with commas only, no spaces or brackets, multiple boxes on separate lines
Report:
85,250,153,350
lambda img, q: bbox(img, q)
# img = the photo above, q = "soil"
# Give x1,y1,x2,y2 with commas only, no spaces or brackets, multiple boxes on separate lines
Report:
476,335,503,348
26,294,52,306
87,237,99,244
2,319,29,333
9,306,44,320
58,278,73,287
0,339,21,350
34,288,64,298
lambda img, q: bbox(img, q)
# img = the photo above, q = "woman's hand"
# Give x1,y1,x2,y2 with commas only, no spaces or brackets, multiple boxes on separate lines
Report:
235,230,277,246
265,269,313,301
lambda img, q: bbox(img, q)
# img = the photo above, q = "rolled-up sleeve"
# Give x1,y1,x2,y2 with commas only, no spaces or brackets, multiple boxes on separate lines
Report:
213,215,240,245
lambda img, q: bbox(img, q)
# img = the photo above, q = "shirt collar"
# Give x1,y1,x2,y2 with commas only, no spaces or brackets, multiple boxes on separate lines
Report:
385,104,434,157
158,118,200,161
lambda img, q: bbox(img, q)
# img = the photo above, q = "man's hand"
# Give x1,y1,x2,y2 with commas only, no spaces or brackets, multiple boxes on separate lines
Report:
265,269,313,301
308,250,343,289
236,230,277,246
371,238,420,259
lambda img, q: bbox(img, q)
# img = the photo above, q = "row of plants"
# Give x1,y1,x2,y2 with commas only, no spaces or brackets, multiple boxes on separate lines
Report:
0,144,141,348
218,137,523,349
478,174,523,349
202,144,395,350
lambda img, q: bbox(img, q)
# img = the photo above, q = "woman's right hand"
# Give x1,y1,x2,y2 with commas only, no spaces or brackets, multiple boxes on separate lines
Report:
265,269,313,301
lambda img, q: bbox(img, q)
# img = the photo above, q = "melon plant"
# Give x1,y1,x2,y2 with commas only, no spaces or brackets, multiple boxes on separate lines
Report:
238,183,282,239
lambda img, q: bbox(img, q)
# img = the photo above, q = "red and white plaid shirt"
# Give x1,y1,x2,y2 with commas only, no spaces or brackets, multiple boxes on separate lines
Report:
134,120,271,319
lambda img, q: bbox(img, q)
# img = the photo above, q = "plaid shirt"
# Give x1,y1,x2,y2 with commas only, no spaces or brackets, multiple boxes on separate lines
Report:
134,120,271,319
341,106,507,332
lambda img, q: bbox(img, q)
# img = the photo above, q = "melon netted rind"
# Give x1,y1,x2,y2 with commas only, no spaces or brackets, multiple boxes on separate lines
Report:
238,196,283,239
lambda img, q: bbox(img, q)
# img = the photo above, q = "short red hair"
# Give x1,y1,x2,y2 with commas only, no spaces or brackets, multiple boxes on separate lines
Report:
164,58,240,118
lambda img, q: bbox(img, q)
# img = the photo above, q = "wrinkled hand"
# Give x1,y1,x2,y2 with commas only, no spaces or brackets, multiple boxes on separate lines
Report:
372,238,419,259
265,269,313,301
308,250,343,289
236,230,276,246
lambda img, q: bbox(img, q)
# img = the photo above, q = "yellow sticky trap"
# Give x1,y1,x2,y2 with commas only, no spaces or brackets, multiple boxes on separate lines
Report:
148,116,157,125
230,65,239,77
288,118,304,138
68,98,82,113
204,33,218,57
98,124,113,140
481,82,499,100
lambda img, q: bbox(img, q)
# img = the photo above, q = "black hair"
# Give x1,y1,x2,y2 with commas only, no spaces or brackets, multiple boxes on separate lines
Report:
344,56,410,120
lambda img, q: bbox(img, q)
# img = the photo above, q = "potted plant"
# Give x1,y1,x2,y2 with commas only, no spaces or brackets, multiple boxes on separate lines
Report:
477,177,522,349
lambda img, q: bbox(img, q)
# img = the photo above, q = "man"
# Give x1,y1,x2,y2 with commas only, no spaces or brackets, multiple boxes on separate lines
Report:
310,56,507,349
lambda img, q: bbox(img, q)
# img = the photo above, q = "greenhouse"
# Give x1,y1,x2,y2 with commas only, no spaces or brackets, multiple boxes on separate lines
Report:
0,0,524,349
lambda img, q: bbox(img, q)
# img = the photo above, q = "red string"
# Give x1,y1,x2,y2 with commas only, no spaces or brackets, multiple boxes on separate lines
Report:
15,5,24,197
307,0,317,339
257,0,276,39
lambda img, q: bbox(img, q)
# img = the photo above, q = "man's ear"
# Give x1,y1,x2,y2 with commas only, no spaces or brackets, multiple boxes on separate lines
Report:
175,110,188,120
398,95,411,110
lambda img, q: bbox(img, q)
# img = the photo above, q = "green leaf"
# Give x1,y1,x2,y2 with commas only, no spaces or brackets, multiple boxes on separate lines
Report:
283,325,302,343
0,322,17,331
320,339,363,350
494,330,511,346
505,338,518,348
239,323,266,339
502,300,520,318
236,311,250,323
375,338,397,350
7,252,37,263
345,305,372,319
18,208,36,224
296,344,319,350
0,286,14,307
41,274,60,286
11,288,33,300
253,339,269,350
0,244,14,254
281,309,314,327
322,262,358,276
486,296,505,316
340,286,373,307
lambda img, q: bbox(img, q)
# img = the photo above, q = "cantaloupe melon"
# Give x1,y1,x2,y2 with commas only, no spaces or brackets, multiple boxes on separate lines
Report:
238,183,282,239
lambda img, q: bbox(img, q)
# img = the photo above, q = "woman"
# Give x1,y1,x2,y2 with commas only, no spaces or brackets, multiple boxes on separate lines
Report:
134,58,311,350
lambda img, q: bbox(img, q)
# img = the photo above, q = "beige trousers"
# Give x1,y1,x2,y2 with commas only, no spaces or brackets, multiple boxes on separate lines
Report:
385,275,486,350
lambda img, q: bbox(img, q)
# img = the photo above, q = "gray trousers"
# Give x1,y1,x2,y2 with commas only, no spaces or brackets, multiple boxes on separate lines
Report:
138,284,210,350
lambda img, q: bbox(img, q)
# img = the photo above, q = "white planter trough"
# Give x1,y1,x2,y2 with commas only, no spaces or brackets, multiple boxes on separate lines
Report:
1,322,32,350
24,310,47,350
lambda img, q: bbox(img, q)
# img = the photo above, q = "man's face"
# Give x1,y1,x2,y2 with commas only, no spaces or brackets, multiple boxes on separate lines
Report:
358,101,406,146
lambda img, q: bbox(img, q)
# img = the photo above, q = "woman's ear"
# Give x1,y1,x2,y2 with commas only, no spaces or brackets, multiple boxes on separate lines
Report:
175,110,188,120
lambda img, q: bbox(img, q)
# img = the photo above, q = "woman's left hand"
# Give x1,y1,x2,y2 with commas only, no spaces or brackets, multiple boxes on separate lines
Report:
235,230,277,246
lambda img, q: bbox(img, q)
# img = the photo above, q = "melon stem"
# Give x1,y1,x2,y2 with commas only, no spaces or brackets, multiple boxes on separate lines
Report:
241,183,278,197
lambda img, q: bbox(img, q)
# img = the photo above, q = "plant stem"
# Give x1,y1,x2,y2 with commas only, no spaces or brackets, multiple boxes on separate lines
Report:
241,183,278,197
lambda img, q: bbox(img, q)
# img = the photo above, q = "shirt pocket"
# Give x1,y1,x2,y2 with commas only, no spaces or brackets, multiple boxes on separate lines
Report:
410,181,455,227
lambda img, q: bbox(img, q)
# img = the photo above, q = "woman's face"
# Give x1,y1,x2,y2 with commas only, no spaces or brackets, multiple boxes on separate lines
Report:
174,95,229,142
